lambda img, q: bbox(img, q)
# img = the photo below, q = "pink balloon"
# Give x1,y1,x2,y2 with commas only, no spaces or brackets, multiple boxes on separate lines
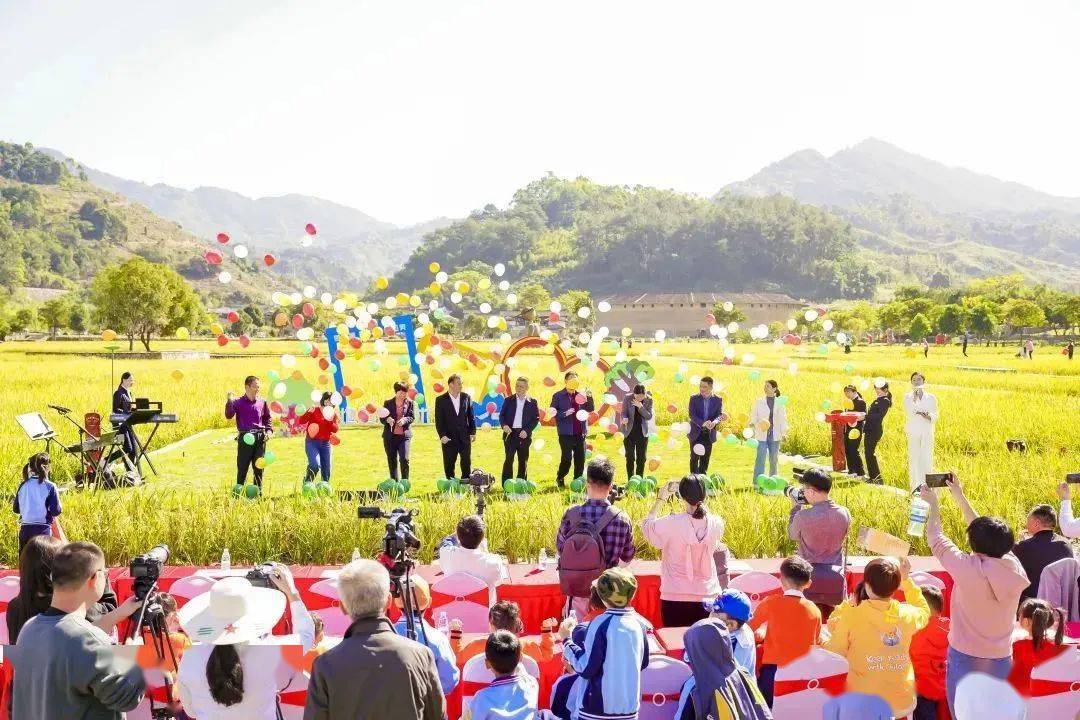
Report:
204,249,223,265
486,402,497,414
305,223,317,236
238,334,251,348
574,393,587,404
216,232,230,244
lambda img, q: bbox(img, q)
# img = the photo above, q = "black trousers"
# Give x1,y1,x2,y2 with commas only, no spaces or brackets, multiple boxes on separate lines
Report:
689,436,713,474
237,436,266,487
556,435,585,486
441,439,471,480
758,664,777,707
864,426,883,481
502,431,530,480
913,696,939,720
384,434,410,480
623,432,647,479
844,429,865,476
660,599,709,627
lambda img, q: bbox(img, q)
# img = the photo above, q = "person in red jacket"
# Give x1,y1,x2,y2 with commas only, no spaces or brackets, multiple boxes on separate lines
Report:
910,585,950,720
298,391,340,483
1008,598,1070,697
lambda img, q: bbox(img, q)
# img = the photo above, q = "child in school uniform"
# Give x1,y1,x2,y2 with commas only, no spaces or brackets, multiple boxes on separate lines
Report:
1007,598,1071,696
910,585,950,720
710,589,757,677
12,453,61,554
450,600,557,669
463,630,541,720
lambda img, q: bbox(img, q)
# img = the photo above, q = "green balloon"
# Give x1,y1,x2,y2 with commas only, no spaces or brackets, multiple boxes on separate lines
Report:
378,479,394,493
437,478,451,492
301,483,317,499
414,393,425,405
523,479,537,494
369,360,381,371
391,481,405,497
400,478,411,494
643,476,658,490
268,369,280,381
673,373,685,383
450,478,462,492
748,370,761,381
316,481,333,496
506,479,523,495
777,396,789,406
243,484,261,499
746,438,759,448
627,478,641,494
397,356,409,366
842,363,854,373
264,450,276,464
231,484,244,497
818,344,829,355
242,432,255,446
725,434,739,445
756,474,771,485
570,477,585,492
822,399,832,410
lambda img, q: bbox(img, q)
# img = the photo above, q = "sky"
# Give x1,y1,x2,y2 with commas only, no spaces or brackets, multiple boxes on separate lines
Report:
2,0,1078,226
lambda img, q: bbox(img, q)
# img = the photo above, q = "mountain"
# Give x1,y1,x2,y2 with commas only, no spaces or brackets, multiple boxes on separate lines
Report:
723,138,1080,290
41,148,447,290
387,175,883,301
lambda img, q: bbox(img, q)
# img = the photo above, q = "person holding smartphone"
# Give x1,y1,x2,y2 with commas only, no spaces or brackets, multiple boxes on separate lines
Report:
903,372,938,491
1055,478,1080,538
620,384,653,480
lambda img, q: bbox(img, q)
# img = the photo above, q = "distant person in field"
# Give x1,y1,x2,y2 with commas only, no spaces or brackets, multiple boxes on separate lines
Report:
110,370,138,469
863,381,892,484
903,372,937,491
961,333,969,357
1067,340,1074,360
381,381,415,481
922,338,929,358
1024,338,1034,359
13,453,61,552
225,375,273,489
298,391,339,484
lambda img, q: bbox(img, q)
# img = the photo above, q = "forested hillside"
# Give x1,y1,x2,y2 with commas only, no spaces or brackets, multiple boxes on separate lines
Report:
387,175,883,300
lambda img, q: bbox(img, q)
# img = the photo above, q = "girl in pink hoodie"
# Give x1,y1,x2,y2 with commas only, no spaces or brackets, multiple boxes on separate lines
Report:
642,474,725,627
919,476,1031,715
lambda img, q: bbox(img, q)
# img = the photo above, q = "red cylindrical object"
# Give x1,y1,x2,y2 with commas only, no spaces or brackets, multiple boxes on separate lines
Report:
85,412,103,470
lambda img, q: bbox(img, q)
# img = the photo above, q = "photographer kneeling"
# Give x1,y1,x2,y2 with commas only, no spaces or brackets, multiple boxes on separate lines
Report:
642,474,726,627
786,468,851,619
176,562,314,720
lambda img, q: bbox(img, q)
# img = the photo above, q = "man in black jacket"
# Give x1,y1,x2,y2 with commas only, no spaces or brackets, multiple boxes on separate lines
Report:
1012,503,1073,601
498,377,540,484
434,374,475,480
380,381,415,481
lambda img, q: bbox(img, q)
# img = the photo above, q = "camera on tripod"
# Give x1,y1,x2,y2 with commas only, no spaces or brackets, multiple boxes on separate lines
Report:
608,484,627,503
464,469,495,515
358,506,421,573
129,544,170,602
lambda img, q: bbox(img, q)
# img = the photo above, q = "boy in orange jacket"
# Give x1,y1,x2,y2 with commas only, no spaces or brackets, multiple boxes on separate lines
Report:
909,585,949,720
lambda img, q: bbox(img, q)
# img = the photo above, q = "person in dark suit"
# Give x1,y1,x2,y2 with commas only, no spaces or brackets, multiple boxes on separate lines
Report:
1012,504,1074,602
381,381,415,481
863,382,892,484
498,377,539,484
110,371,138,470
842,385,867,477
620,384,653,479
434,374,475,480
549,371,594,488
688,376,727,474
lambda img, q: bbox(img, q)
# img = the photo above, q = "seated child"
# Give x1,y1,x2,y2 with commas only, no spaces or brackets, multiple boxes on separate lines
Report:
135,593,192,673
910,585,949,720
710,589,756,676
747,556,822,706
1007,597,1070,696
463,630,540,720
450,600,557,668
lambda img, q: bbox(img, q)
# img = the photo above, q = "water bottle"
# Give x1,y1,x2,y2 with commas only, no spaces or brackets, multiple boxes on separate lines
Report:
437,611,449,634
908,497,930,537
567,609,578,625
351,547,362,563
538,548,549,570
220,548,231,573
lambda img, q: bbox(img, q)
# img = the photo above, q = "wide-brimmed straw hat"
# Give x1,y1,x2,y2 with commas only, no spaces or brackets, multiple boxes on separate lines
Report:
177,576,285,645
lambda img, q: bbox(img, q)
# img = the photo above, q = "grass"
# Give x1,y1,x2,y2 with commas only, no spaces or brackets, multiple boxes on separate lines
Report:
0,337,1076,567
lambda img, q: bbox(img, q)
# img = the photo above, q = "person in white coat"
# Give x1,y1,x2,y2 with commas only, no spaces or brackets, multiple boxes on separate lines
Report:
903,371,938,491
749,379,789,481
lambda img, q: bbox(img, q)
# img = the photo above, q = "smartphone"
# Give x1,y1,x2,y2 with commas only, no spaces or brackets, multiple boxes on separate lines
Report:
1067,473,1080,484
924,472,951,488
666,480,681,496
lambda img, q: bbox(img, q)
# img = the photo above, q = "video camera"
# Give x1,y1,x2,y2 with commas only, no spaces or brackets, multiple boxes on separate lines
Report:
784,484,807,505
463,469,495,515
608,484,627,503
358,506,421,574
129,544,170,602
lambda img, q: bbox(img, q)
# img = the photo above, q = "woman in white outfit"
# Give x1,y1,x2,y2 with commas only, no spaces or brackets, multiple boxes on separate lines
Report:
903,371,938,491
749,379,789,481
177,563,315,720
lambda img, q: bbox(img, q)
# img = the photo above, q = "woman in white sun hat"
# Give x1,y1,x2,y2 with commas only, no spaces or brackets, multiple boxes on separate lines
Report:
176,562,315,719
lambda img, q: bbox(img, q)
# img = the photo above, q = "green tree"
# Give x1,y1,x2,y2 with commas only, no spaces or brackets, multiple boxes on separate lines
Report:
1001,298,1046,331
39,296,72,336
710,302,747,327
556,290,592,331
11,307,36,333
935,304,970,335
828,302,878,337
909,313,932,340
966,300,999,337
91,258,203,350
517,283,551,314
78,199,128,243
69,302,89,333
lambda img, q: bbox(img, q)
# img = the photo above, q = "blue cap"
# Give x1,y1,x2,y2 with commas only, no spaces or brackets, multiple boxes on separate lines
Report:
711,589,752,623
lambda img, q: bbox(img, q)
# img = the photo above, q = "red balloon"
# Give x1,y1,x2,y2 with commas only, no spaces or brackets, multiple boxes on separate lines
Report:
424,355,435,365
318,358,330,371
486,402,497,414
407,388,418,399
329,434,340,446
204,249,223,265
348,337,362,349
269,401,283,414
574,393,587,404
307,423,320,438
495,384,506,395
365,403,377,414
705,314,716,325
238,334,250,348
309,346,319,358
226,311,240,323
341,385,352,397
216,334,229,346
216,232,230,244
334,349,345,360
301,302,315,318
291,314,303,329
384,326,396,337
549,312,560,322
356,411,369,423
263,254,276,266
305,223,317,236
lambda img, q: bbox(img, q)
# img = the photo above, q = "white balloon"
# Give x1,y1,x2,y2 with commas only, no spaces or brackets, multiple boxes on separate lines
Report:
303,285,317,298
654,329,666,341
480,302,492,314
805,309,819,322
499,280,510,291
450,292,463,303
550,301,562,313
597,301,611,313
333,299,346,313
506,293,518,305
436,271,449,283
577,306,591,319
494,263,506,277
822,319,834,332
787,319,798,330
233,245,248,259
723,301,734,312
217,271,232,284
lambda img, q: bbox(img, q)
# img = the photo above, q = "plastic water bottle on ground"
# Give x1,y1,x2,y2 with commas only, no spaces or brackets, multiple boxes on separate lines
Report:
220,548,231,573
538,548,549,570
351,547,362,563
437,611,449,634
908,497,930,537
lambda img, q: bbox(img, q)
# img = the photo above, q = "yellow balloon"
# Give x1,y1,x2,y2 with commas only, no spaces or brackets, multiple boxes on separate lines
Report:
101,329,117,341
375,277,389,290
371,327,383,339
175,327,189,340
429,282,442,294
395,292,410,305
171,369,184,381
478,278,491,290
848,428,862,439
210,322,224,336
429,262,441,273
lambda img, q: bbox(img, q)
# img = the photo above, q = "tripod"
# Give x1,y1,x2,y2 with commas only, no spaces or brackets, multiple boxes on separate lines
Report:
128,583,182,718
384,556,429,646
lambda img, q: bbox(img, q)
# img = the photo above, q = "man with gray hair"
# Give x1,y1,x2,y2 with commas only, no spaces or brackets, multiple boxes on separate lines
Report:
304,559,444,720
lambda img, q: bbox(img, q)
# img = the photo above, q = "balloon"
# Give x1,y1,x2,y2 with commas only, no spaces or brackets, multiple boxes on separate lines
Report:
654,330,666,341
175,327,189,340
216,232,230,244
486,402,497,414
171,369,184,381
575,409,588,421
569,477,585,492
263,253,276,266
647,457,661,472
244,485,260,499
233,245,248,259
204,249,223,265
597,301,611,313
302,302,315,317
101,329,117,341
232,484,244,497
305,223,317,235
692,443,706,456
254,457,266,469
216,334,228,346
242,432,255,446
494,262,506,276
218,271,232,284
375,277,389,290
238,334,250,348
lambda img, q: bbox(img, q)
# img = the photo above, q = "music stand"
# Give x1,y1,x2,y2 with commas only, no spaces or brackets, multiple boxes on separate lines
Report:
16,412,56,442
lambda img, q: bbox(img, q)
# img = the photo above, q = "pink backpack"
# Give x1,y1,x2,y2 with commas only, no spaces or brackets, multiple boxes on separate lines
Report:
558,504,621,597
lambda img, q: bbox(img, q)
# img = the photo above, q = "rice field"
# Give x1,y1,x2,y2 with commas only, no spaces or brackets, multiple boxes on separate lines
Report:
0,337,1076,567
